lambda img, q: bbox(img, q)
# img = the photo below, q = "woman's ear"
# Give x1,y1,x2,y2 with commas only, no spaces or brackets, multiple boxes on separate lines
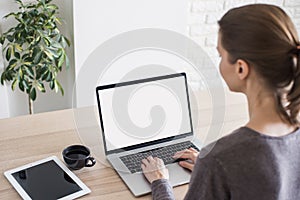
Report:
235,59,249,80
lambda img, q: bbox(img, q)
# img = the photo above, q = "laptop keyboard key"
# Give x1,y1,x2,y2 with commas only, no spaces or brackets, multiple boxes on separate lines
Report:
120,141,199,173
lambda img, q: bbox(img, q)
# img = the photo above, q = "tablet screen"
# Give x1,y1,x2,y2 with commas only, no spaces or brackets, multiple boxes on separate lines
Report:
5,156,90,200
11,160,81,199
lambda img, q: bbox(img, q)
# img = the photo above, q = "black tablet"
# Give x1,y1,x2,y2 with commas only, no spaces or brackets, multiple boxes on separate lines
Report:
4,156,91,200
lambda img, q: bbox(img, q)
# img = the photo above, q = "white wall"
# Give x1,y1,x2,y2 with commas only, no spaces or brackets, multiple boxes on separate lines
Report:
188,0,300,90
0,1,14,119
0,22,9,119
73,0,189,108
0,0,75,118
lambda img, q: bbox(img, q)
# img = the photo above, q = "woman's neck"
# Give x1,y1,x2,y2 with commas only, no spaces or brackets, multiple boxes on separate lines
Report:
245,89,295,137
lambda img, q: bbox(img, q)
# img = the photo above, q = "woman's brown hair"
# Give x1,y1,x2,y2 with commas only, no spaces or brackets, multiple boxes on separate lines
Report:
218,4,300,126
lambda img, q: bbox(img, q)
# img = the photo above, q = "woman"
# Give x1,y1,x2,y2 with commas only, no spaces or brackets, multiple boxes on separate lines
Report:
141,4,300,200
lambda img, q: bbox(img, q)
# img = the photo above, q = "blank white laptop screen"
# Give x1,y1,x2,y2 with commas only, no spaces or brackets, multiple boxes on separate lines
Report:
97,74,192,151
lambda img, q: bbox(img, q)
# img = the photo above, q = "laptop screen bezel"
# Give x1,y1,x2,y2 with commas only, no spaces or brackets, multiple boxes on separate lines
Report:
96,72,194,155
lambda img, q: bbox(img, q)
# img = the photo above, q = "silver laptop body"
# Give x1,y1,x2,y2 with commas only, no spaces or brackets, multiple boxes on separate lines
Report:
96,72,201,196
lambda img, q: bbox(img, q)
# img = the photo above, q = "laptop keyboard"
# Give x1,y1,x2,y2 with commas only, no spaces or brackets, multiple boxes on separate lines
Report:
120,141,199,173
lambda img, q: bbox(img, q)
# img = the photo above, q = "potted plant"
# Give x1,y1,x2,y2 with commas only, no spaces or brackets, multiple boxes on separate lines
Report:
0,0,70,114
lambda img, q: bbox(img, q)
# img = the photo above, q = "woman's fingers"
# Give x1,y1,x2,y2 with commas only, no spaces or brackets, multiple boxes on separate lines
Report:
141,162,146,170
173,148,199,171
142,156,164,170
173,149,192,158
189,147,198,153
179,160,194,171
141,157,149,165
147,155,156,163
141,156,169,183
174,151,197,161
155,157,163,165
174,147,199,157
174,151,193,159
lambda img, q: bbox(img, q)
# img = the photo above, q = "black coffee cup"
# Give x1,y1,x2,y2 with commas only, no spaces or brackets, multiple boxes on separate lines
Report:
62,145,96,170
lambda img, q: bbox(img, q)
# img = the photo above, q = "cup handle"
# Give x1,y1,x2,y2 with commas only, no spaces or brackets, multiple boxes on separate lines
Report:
85,157,96,167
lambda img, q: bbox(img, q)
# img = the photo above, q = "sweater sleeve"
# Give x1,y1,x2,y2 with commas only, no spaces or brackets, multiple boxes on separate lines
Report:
151,179,175,200
184,156,230,200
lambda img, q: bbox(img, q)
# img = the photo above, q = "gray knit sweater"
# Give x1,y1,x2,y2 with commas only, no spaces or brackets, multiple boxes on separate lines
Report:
151,127,300,200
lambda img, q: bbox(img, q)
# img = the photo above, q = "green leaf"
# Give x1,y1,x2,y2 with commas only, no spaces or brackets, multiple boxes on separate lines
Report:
18,68,23,78
64,36,71,47
15,0,24,7
6,46,12,61
30,87,37,101
65,55,70,69
25,84,31,94
23,55,33,63
51,41,62,49
22,53,29,60
43,71,52,81
4,12,17,19
49,80,54,89
32,47,39,57
61,36,70,48
14,52,20,59
45,22,56,29
43,37,51,46
6,70,13,81
23,62,32,66
0,36,4,45
58,83,64,96
34,36,41,45
6,27,16,34
55,17,62,25
41,71,49,81
1,72,6,85
48,48,60,58
15,44,23,51
44,50,54,60
34,52,42,64
54,79,64,95
24,67,34,78
57,53,65,68
19,80,24,92
54,80,58,93
37,82,45,93
36,67,48,80
7,35,14,42
11,79,18,91
47,4,58,10
7,59,18,70
26,5,36,10
23,80,29,90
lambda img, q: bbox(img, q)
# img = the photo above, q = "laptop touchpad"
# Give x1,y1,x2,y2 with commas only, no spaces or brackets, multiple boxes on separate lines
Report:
168,163,191,186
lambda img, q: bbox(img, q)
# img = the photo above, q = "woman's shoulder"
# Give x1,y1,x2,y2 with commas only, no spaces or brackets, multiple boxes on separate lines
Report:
198,127,262,160
199,126,300,163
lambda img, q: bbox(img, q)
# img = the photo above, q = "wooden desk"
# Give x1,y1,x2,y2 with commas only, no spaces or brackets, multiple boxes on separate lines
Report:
0,91,248,199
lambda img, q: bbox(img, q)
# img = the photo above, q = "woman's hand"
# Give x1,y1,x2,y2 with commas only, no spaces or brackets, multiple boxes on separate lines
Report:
141,156,169,184
173,147,199,171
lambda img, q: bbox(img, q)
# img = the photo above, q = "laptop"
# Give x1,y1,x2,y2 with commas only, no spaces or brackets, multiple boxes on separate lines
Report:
96,72,202,196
